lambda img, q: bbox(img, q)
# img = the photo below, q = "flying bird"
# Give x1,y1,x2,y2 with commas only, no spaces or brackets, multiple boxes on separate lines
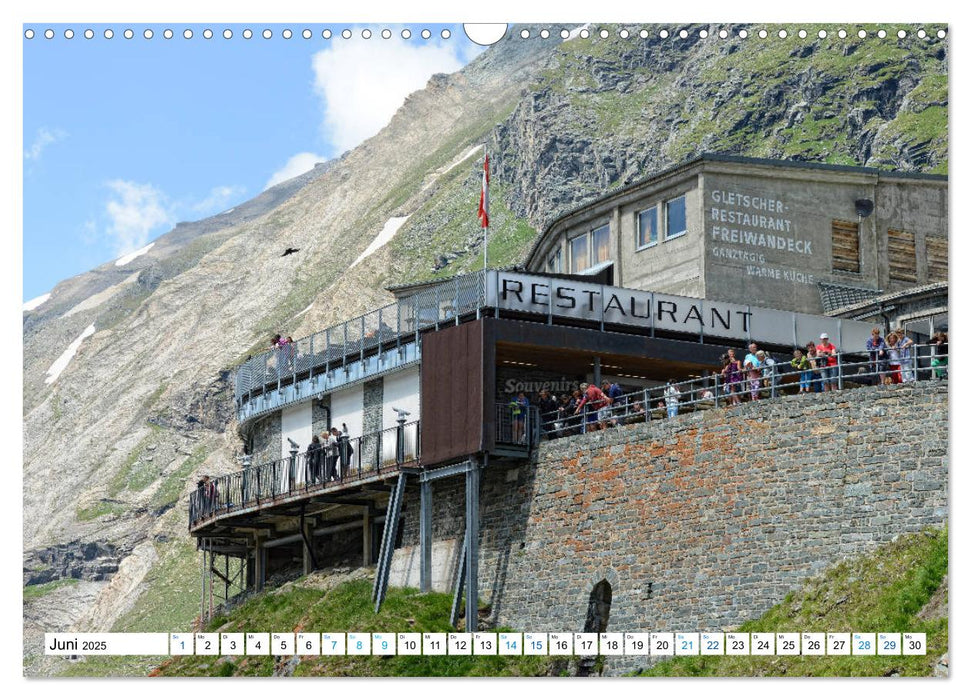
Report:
281,247,300,257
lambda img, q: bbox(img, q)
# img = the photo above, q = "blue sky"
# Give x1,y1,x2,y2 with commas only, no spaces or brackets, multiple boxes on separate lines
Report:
23,23,485,301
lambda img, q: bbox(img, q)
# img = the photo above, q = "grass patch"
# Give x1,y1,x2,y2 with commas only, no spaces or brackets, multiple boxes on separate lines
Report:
636,528,947,677
155,578,553,677
112,538,210,635
149,445,209,513
23,578,80,600
107,424,164,497
76,500,126,522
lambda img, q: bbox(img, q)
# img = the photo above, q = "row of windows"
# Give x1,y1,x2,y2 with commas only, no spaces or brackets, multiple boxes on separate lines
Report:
831,221,947,282
636,195,687,249
546,195,689,274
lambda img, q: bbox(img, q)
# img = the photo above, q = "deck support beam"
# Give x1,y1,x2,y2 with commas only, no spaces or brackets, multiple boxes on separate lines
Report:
420,479,432,593
465,457,481,632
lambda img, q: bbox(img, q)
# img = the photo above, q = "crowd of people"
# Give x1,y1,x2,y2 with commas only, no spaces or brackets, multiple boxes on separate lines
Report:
305,423,355,484
503,328,948,440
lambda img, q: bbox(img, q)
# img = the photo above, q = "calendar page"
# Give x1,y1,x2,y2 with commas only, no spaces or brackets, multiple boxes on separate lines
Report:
19,0,950,690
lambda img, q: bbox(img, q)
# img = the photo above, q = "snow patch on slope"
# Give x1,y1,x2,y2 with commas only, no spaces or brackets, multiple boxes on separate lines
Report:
23,293,51,312
350,216,410,268
45,325,96,385
293,303,314,319
64,272,141,318
115,242,155,267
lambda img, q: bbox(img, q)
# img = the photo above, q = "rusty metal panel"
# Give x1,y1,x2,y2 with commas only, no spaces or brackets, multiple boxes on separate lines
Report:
420,321,483,466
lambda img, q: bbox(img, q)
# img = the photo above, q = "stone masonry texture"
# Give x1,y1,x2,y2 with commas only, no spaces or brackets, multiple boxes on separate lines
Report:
394,382,947,675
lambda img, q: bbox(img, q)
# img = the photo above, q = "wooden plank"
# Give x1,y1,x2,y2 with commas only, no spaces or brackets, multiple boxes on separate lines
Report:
832,220,860,273
926,236,948,280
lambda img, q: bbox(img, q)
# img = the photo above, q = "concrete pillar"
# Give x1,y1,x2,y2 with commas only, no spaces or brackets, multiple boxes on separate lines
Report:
611,205,622,284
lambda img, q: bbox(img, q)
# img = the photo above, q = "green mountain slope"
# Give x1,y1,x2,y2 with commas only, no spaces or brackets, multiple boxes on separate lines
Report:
637,528,947,677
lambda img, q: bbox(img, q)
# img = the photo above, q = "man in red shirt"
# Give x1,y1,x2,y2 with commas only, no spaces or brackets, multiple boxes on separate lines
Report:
815,332,839,392
574,382,609,431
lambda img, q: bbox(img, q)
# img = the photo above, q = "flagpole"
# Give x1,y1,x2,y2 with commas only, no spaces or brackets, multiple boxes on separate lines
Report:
483,148,489,276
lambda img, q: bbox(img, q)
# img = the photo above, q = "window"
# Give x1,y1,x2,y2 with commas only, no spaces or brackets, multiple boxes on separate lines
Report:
665,196,687,239
832,219,861,273
887,229,917,283
591,225,610,265
568,225,611,273
637,207,658,249
570,235,589,273
926,236,948,281
547,248,562,273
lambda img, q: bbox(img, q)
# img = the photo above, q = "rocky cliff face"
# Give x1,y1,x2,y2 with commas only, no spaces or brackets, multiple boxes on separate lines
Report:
22,24,947,675
493,24,947,230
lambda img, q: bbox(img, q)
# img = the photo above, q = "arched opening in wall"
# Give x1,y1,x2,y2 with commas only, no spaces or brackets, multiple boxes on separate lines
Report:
583,579,612,633
577,579,612,677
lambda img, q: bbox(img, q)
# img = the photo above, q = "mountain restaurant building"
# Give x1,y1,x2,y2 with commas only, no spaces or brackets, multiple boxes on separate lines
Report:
188,156,947,629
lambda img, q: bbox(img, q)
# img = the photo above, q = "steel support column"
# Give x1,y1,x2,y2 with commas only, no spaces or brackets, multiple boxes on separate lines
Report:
362,505,373,566
420,479,432,593
255,534,266,592
465,458,480,632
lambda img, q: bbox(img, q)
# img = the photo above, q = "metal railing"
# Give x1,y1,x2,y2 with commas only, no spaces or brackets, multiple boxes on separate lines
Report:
536,344,948,440
234,272,486,405
189,420,420,528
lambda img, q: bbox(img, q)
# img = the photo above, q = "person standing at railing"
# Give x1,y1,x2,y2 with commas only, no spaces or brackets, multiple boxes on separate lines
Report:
664,380,680,417
285,336,296,372
866,328,888,384
815,333,839,392
196,475,216,515
931,332,948,379
885,333,903,385
509,392,529,443
575,382,608,432
338,424,353,475
556,393,577,436
895,328,916,382
805,342,823,392
307,436,323,484
790,347,812,393
722,349,743,406
601,380,624,427
537,390,558,434
759,350,777,398
324,428,340,482
744,346,763,400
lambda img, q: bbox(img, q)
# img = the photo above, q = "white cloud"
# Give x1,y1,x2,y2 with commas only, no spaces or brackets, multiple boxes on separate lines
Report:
24,127,67,161
192,185,245,215
265,152,327,190
311,39,465,154
104,180,173,257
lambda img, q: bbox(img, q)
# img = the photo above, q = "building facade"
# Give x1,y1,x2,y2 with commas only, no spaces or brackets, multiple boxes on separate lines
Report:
526,154,947,329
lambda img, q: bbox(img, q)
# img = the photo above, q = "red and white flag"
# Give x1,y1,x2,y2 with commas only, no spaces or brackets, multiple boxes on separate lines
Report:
478,154,490,228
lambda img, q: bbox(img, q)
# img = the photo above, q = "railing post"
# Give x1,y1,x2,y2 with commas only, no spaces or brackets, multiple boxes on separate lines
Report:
289,447,298,494
396,418,406,464
837,352,844,391
242,454,251,505
714,373,720,408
